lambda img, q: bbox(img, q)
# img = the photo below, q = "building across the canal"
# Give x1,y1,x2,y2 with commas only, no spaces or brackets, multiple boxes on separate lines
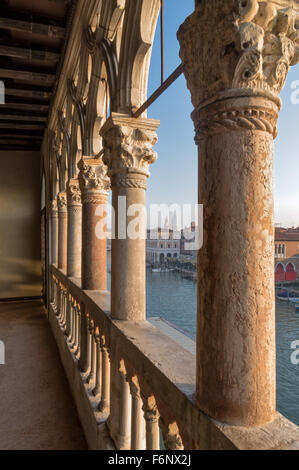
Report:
146,228,181,265
275,227,299,282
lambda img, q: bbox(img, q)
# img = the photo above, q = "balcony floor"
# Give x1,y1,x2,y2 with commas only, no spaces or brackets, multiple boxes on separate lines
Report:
0,300,87,450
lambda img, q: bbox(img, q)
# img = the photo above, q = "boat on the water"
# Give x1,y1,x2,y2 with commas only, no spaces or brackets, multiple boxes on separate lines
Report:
152,268,161,273
295,304,299,313
277,290,299,301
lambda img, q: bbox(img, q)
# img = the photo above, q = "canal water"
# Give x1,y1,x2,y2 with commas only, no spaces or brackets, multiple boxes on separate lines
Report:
108,262,299,425
146,269,299,426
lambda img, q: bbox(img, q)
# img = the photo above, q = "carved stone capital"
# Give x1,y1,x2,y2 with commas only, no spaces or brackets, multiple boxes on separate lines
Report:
178,0,299,110
101,113,160,190
57,192,67,212
49,199,58,215
78,157,110,199
67,179,82,206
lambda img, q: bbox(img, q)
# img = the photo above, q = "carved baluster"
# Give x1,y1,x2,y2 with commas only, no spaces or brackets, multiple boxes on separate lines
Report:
57,284,63,322
129,377,146,450
68,298,75,346
98,336,110,414
62,289,67,329
93,328,102,397
54,277,58,310
160,421,184,451
66,295,74,342
87,320,97,384
65,291,72,337
52,276,57,311
79,306,90,372
117,362,131,450
74,305,81,358
142,396,160,450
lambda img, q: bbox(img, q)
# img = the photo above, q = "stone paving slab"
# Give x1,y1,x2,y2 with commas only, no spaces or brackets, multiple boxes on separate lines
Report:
0,300,87,450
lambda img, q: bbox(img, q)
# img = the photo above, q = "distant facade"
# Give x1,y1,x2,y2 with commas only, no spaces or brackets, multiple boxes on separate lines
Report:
275,227,299,282
275,227,299,259
146,228,180,265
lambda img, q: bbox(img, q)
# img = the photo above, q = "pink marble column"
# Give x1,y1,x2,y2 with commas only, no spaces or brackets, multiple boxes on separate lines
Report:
101,113,159,321
67,179,82,278
78,158,110,291
178,0,299,426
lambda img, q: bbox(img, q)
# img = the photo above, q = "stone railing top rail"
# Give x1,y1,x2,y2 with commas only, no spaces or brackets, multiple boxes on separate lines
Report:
51,265,299,450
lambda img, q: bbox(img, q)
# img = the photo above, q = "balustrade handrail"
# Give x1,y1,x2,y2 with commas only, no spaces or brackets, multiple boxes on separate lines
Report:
50,264,199,449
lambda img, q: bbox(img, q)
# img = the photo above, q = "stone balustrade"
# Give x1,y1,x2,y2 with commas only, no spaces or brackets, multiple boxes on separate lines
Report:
50,265,299,451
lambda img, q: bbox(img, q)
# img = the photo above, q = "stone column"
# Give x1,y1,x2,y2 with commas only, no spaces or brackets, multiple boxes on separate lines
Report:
78,158,110,291
50,200,58,266
178,0,299,426
67,179,82,278
57,192,68,272
101,113,159,320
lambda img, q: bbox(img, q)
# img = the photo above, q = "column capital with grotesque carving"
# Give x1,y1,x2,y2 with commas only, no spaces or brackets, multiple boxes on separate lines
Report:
67,179,82,207
57,192,67,213
178,0,299,112
48,199,58,216
78,157,110,204
100,113,160,190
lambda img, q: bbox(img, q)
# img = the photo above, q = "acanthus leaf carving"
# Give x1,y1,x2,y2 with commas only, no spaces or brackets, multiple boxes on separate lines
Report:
178,0,299,108
233,2,299,95
101,117,158,189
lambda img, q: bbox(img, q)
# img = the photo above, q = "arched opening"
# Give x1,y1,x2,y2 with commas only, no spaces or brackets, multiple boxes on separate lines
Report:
286,263,296,282
275,263,286,283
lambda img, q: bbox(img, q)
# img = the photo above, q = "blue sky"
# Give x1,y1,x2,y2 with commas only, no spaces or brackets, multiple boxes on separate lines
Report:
145,0,299,228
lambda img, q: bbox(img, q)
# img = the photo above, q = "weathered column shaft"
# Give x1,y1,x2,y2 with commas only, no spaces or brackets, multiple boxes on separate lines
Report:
79,158,110,291
101,113,159,321
67,179,82,278
194,96,277,425
178,0,299,425
57,192,68,272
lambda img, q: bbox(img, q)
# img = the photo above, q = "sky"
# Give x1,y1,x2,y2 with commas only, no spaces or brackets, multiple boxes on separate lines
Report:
144,0,299,229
